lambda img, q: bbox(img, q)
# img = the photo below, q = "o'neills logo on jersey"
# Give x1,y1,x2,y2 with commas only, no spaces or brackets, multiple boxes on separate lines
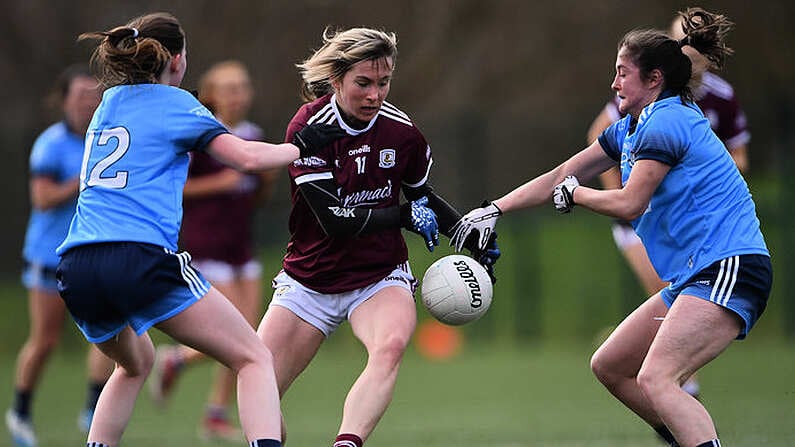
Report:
348,145,371,156
341,180,393,207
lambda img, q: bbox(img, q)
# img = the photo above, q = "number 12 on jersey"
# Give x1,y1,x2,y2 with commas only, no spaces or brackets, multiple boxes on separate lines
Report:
80,127,131,191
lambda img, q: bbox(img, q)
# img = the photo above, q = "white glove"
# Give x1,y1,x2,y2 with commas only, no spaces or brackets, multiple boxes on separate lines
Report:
450,201,502,251
553,175,579,213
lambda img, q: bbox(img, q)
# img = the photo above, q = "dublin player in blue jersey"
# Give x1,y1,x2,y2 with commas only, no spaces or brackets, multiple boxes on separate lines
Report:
56,12,342,447
6,65,115,447
452,8,770,447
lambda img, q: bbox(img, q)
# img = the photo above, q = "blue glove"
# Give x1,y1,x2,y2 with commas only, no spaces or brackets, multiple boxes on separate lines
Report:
401,196,440,252
472,232,500,284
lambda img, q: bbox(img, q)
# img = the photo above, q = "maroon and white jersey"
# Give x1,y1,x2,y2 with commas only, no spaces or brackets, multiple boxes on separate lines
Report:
283,94,432,294
180,120,265,265
606,72,750,150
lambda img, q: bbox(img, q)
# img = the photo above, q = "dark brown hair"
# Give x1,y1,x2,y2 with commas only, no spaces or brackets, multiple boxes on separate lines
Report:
618,7,734,103
79,12,185,87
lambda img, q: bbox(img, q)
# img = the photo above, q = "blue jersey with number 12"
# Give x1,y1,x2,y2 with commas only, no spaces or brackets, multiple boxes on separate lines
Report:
57,84,227,255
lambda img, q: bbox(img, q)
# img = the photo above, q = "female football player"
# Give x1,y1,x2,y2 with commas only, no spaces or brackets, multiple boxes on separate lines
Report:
584,12,753,407
256,27,500,447
56,12,342,447
7,65,114,447
452,8,770,447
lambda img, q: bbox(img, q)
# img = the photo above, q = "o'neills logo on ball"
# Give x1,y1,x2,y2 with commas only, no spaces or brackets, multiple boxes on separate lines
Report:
453,260,482,308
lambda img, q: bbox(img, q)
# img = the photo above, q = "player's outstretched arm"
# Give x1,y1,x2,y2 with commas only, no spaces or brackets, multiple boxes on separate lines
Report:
206,123,345,172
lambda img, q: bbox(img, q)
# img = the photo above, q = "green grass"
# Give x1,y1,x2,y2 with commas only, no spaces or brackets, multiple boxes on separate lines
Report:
1,337,793,446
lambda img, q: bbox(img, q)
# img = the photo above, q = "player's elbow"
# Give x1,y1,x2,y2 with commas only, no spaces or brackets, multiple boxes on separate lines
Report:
236,153,262,173
616,201,647,221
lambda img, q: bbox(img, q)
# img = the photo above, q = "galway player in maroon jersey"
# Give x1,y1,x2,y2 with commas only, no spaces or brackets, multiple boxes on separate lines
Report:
255,27,500,447
584,12,752,419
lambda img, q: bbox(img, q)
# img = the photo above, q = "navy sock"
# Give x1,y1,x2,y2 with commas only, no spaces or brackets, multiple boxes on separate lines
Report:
696,441,721,447
250,439,281,447
13,389,32,419
334,433,363,447
653,425,679,446
85,381,104,411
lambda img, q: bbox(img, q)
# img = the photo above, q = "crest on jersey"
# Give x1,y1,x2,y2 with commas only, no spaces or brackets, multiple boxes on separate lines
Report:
379,149,396,168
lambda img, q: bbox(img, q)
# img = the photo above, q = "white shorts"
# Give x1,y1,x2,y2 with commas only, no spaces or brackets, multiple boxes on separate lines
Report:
611,221,643,251
191,259,262,283
268,265,416,337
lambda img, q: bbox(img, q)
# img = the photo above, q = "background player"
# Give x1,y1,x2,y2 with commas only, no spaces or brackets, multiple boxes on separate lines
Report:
55,12,342,447
149,60,278,440
453,8,770,447
256,27,500,447
585,13,752,403
6,64,115,447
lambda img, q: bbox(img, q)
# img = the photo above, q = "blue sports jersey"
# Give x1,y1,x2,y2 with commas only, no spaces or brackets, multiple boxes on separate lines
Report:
598,95,768,290
22,122,84,267
57,84,227,255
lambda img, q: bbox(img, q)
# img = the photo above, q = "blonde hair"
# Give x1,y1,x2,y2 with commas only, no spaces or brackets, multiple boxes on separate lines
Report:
79,12,185,87
297,27,397,101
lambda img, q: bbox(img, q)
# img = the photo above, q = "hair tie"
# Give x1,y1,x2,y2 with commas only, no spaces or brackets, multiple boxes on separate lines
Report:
131,28,139,39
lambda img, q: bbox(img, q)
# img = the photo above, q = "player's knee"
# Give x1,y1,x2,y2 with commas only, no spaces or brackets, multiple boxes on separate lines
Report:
636,365,665,399
121,339,155,378
28,332,61,355
235,342,275,374
590,348,616,385
370,335,409,369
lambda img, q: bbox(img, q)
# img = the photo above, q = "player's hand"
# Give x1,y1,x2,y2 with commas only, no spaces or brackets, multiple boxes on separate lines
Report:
553,175,579,213
450,200,502,252
400,196,440,252
292,123,347,158
471,232,500,284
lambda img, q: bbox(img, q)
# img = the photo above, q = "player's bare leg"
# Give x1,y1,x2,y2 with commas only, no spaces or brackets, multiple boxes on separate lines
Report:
637,295,739,446
203,276,262,439
341,286,416,441
89,327,154,446
8,288,67,446
14,288,67,395
257,305,325,443
157,286,281,442
590,294,668,427
620,242,702,400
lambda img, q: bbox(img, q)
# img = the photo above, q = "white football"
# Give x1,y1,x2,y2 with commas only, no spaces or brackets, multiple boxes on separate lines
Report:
420,254,493,325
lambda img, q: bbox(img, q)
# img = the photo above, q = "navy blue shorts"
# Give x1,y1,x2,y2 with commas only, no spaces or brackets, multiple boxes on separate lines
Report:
57,242,210,343
661,254,772,339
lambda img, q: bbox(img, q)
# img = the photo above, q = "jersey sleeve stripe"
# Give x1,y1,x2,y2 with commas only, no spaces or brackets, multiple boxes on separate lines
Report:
381,101,410,120
378,109,413,127
403,156,433,188
307,103,334,125
295,171,334,185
